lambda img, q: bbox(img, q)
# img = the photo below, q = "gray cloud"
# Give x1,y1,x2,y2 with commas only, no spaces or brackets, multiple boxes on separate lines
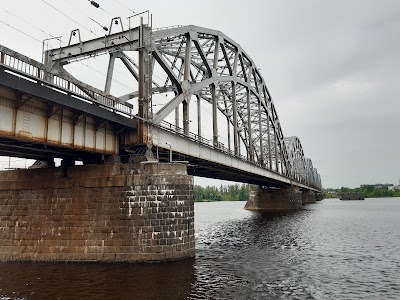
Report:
1,0,399,188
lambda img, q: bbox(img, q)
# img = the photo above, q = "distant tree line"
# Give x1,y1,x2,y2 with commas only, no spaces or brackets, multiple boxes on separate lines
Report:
194,184,251,202
324,185,400,198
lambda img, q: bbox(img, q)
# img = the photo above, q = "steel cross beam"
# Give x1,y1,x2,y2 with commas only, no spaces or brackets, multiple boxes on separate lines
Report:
46,27,141,65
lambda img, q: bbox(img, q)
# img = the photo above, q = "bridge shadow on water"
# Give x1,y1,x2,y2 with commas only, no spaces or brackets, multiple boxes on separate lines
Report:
0,258,196,300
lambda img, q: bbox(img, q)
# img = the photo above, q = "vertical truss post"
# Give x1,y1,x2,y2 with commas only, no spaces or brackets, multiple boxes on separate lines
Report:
232,83,239,156
267,118,272,169
211,83,218,147
183,102,189,135
246,88,253,161
196,94,201,138
184,34,192,80
183,33,192,135
138,18,150,143
232,50,239,156
277,140,282,174
212,38,220,147
104,53,116,93
246,63,254,162
258,101,264,166
43,51,53,82
175,107,179,129
227,116,231,152
274,132,279,172
238,128,241,157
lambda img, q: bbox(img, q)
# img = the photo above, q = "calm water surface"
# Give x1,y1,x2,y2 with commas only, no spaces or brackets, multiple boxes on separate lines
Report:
1,198,400,299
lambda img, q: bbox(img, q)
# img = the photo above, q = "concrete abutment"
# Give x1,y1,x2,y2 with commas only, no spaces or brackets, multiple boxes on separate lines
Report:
0,162,195,262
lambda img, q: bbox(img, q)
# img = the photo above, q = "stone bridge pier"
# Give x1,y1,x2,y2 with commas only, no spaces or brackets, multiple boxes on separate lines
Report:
302,190,317,204
245,186,320,212
0,162,195,262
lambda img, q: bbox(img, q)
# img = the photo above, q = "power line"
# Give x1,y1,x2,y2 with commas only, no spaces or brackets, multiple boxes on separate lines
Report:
0,8,62,42
1,15,134,94
41,0,98,37
38,1,137,89
88,0,113,16
111,0,136,14
1,4,151,98
64,0,109,32
86,0,131,31
0,20,43,44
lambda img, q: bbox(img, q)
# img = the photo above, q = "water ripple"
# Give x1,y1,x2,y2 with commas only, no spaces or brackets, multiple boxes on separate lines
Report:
0,199,399,299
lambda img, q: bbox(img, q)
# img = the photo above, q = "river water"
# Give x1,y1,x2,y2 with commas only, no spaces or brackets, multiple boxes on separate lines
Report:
1,198,400,299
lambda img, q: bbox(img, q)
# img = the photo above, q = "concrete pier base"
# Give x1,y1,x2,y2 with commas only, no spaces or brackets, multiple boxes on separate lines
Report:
302,190,317,204
244,186,303,212
0,162,195,262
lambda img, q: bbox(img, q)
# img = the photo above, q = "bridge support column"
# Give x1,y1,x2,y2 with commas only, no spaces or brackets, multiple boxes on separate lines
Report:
302,190,317,204
244,186,303,212
0,162,195,262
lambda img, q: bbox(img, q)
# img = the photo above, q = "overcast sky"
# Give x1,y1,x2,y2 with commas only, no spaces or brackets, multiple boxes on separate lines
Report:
1,0,399,188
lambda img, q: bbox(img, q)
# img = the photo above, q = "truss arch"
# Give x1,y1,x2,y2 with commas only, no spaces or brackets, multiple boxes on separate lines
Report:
149,25,290,175
44,21,321,189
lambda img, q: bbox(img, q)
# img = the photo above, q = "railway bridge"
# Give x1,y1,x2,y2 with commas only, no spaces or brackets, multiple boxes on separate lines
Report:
0,16,322,262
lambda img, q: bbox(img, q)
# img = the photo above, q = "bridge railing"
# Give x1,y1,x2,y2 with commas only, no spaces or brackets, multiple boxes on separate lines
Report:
160,121,236,156
159,120,322,190
160,121,275,168
152,25,184,32
0,45,134,118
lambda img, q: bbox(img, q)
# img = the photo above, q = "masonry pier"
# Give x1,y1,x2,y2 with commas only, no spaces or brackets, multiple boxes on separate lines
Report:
245,186,320,212
0,162,195,262
302,190,317,204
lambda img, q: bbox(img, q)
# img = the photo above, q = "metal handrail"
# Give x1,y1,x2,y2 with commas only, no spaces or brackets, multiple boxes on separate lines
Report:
158,120,323,190
0,45,134,117
152,25,184,32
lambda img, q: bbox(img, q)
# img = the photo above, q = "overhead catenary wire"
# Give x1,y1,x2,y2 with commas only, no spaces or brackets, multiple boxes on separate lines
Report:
64,0,109,31
110,0,136,14
39,0,137,88
88,0,111,15
0,20,43,44
0,13,134,93
41,0,98,37
0,8,63,43
86,0,132,30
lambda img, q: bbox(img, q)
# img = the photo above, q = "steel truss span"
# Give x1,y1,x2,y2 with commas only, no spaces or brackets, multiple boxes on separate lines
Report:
41,22,321,190
147,25,321,190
